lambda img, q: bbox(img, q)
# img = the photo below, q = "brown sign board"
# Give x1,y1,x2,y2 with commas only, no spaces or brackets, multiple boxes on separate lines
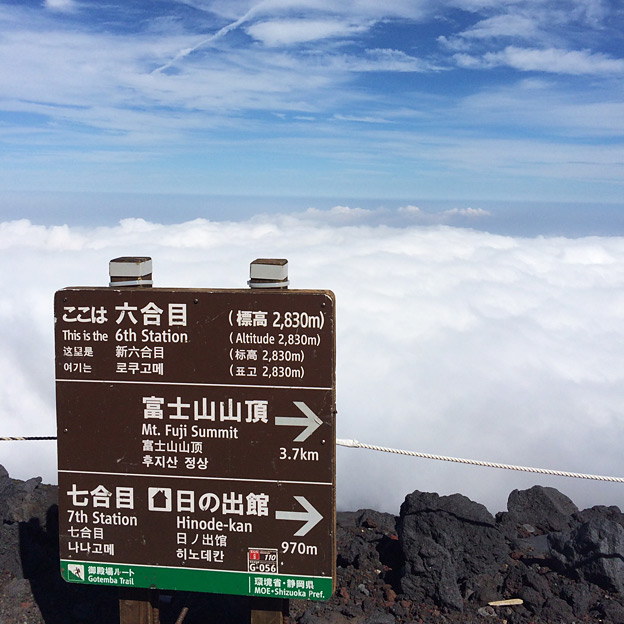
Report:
55,288,336,600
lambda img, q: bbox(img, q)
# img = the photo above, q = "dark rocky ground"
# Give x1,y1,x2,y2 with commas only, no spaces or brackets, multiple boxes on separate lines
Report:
3,463,624,623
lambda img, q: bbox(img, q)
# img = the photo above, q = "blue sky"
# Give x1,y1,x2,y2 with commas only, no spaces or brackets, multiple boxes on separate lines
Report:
0,0,623,213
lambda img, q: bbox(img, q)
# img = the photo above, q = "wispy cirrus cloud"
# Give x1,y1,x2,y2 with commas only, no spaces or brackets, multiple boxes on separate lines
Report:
201,0,430,24
332,113,393,124
459,14,541,40
333,48,441,73
44,0,78,12
245,18,368,46
456,46,624,75
457,79,624,137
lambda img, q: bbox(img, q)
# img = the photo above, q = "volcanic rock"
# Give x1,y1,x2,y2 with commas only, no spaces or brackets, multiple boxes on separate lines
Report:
397,491,508,611
497,485,579,538
549,516,624,593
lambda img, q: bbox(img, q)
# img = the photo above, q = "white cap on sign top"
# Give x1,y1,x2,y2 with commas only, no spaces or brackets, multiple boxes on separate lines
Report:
109,256,153,287
248,258,289,289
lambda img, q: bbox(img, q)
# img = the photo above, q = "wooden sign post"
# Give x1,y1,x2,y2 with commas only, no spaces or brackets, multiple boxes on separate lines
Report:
111,258,160,624
249,259,289,624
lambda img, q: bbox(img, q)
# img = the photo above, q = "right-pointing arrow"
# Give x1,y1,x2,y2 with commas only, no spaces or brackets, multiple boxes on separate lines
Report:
275,401,322,442
275,496,323,537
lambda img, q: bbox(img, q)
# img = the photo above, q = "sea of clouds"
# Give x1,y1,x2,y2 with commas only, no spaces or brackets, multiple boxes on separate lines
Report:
2,211,624,514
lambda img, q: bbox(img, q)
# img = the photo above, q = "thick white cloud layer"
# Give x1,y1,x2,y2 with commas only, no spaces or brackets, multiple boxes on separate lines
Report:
2,214,624,514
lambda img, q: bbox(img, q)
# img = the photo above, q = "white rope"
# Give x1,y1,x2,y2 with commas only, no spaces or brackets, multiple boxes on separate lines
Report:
0,436,56,441
336,439,624,483
5,434,623,483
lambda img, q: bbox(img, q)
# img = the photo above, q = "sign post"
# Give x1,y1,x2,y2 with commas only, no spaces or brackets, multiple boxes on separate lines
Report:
55,257,336,621
109,257,160,624
248,259,291,624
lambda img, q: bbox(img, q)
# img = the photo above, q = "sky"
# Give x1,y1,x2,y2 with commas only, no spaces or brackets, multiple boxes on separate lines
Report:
0,0,622,204
1,0,624,516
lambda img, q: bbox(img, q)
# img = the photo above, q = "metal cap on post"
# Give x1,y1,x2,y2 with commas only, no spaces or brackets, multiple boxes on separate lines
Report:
248,258,289,289
109,257,153,288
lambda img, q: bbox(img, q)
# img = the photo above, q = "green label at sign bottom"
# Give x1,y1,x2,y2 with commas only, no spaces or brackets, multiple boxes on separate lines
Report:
61,560,333,601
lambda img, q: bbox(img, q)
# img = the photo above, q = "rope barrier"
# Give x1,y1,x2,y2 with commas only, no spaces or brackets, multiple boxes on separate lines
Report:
3,435,623,484
336,438,624,483
0,436,57,441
